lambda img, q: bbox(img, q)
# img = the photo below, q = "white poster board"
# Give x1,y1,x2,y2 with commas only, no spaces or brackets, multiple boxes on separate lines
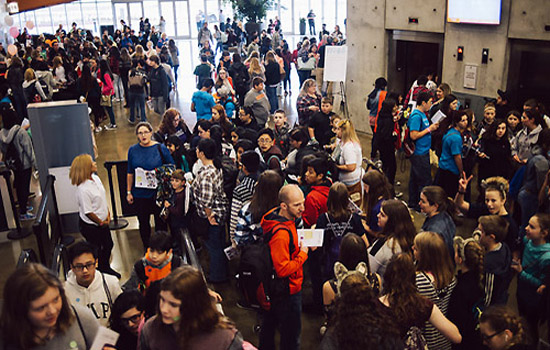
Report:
463,64,478,89
48,166,79,215
324,45,348,82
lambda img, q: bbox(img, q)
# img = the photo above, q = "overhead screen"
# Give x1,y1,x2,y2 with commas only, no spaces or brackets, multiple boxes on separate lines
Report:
447,0,502,25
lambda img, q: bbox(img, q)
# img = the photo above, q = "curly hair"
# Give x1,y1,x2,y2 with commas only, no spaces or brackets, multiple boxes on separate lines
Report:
380,199,416,254
480,305,531,347
334,274,403,350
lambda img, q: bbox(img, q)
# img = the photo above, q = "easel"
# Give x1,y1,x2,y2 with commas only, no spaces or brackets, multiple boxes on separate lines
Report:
338,81,349,120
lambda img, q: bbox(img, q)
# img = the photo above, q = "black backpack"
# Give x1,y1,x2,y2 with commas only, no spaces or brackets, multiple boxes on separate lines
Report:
4,136,23,171
237,223,294,311
220,155,239,201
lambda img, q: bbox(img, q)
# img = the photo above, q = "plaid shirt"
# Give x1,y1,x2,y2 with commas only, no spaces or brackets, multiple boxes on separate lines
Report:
191,164,228,223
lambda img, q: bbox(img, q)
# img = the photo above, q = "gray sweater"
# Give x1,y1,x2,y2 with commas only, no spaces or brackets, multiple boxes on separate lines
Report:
0,305,99,350
0,125,36,170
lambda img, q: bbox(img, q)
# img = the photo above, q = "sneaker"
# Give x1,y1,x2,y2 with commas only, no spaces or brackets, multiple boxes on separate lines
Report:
20,213,36,221
26,205,33,212
95,126,102,133
127,118,136,125
105,124,117,130
395,192,403,199
396,181,401,186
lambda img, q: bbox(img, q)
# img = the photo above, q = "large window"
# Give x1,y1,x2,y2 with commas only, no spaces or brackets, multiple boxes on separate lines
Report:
8,0,346,39
66,2,84,30
97,1,114,29
175,1,190,37
81,1,100,33
34,8,52,34
143,1,160,29
160,2,175,37
50,4,68,32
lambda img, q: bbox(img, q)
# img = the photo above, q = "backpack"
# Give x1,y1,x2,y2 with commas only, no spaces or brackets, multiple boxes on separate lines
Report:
4,134,23,171
221,155,239,201
323,213,353,278
237,223,294,311
24,82,42,103
404,326,429,350
402,125,415,158
129,70,146,88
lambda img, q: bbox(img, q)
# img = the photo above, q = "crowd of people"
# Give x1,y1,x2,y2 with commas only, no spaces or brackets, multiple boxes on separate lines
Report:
0,12,549,350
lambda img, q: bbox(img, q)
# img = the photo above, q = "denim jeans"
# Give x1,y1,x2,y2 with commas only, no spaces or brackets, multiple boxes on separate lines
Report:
129,91,146,122
518,189,538,238
113,73,123,100
104,104,116,125
265,85,278,114
408,153,431,210
151,96,166,116
259,291,302,350
204,223,229,282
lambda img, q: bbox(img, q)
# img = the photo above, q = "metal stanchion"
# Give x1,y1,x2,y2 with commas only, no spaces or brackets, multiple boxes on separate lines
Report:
104,162,128,230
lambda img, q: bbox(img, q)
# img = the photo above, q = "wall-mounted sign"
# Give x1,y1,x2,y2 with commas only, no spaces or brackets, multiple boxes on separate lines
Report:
464,64,478,89
7,2,19,14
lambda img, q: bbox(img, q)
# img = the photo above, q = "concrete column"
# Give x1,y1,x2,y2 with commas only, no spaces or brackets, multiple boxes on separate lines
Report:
345,0,388,133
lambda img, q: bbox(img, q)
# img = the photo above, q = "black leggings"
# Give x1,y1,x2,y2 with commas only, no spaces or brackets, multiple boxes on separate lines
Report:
379,144,396,185
79,219,113,271
134,196,167,250
14,168,32,215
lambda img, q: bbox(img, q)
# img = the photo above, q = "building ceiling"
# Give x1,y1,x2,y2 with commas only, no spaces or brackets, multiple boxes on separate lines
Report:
9,0,75,13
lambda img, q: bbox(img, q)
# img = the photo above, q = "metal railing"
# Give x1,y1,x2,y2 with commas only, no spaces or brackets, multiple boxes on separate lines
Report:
179,228,203,276
16,249,38,268
32,175,64,266
50,244,69,279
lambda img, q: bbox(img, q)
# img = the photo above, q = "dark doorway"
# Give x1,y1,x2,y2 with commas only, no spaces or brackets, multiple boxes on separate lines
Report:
388,31,443,97
508,40,550,112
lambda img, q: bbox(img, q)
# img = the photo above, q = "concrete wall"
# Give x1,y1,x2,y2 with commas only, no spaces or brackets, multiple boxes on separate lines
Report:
345,0,550,132
385,0,446,33
345,0,387,134
509,0,550,41
441,0,512,98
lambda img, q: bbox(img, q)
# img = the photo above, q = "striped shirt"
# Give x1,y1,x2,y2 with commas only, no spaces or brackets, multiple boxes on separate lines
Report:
416,272,457,350
229,175,257,242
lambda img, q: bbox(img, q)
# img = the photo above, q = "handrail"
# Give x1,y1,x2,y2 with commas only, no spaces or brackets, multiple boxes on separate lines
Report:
16,249,38,268
50,244,68,279
179,228,203,276
32,174,63,266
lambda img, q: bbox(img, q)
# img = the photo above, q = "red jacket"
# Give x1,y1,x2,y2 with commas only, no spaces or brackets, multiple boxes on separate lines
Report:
303,182,330,228
261,208,308,295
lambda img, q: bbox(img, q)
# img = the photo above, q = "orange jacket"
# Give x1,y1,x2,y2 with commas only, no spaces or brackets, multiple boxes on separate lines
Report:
261,208,308,295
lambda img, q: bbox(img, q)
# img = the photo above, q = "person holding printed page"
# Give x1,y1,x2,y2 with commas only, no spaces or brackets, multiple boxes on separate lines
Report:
127,122,174,250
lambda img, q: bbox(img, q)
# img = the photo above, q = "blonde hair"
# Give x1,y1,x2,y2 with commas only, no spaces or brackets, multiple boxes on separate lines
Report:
338,119,360,145
69,154,93,186
24,68,36,82
248,57,262,75
299,78,317,96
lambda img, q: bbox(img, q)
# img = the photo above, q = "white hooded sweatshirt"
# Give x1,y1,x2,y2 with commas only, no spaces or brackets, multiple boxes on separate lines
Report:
65,270,122,326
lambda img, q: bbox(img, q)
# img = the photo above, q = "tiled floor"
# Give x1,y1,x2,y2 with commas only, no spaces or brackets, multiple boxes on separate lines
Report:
0,36,517,348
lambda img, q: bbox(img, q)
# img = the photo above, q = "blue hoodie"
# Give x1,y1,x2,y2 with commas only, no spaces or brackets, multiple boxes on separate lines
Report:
192,90,215,120
517,236,550,305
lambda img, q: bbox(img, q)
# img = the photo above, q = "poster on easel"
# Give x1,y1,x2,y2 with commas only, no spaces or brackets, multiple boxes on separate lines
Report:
324,46,348,82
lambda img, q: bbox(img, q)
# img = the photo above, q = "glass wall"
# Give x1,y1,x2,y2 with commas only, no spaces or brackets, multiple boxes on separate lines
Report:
10,0,346,38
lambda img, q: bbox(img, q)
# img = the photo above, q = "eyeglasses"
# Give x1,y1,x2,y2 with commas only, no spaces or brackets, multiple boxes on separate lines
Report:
258,138,272,145
137,131,152,136
121,313,142,324
72,262,96,272
480,330,503,342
